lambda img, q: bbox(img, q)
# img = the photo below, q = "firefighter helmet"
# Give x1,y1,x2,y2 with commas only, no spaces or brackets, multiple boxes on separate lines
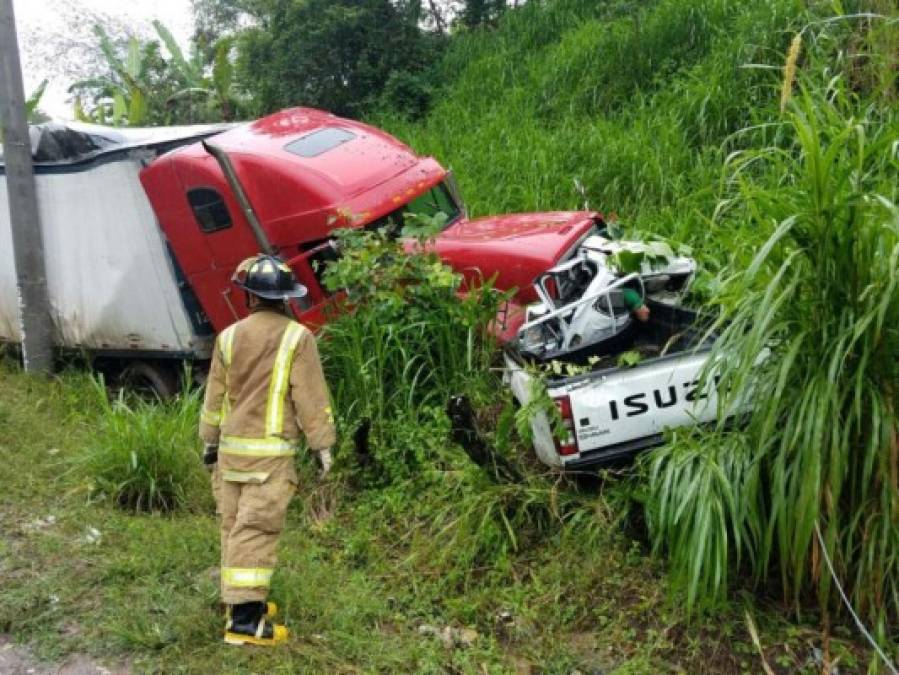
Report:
232,255,307,300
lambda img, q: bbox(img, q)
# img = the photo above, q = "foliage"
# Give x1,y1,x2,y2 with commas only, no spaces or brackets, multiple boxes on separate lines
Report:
320,227,503,483
74,378,205,512
377,0,899,657
6,0,899,667
309,224,603,592
25,79,49,123
609,240,683,275
643,17,899,635
0,79,49,144
459,0,510,28
70,26,150,126
236,0,443,119
5,357,865,672
379,0,801,280
70,22,247,126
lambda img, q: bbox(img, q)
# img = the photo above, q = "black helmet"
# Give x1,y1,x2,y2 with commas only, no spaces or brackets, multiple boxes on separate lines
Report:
231,255,307,300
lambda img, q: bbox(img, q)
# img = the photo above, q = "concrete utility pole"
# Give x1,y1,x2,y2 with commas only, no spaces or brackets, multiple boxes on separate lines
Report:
0,0,53,373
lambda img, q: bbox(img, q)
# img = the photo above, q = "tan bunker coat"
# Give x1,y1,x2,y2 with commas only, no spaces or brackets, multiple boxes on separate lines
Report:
200,308,336,604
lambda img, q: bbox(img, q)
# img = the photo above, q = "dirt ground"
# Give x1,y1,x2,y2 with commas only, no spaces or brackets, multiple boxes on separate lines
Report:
0,636,129,675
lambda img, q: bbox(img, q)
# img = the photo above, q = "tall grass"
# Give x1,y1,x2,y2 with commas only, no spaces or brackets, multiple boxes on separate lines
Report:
76,379,206,512
380,0,799,268
316,228,599,580
644,17,899,637
319,228,504,483
379,0,899,649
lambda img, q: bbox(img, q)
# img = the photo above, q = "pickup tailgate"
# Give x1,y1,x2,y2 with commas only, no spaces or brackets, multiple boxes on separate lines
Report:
505,347,721,469
554,350,719,465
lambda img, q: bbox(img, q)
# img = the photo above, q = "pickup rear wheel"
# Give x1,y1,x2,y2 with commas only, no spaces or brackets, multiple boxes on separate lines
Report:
119,361,179,400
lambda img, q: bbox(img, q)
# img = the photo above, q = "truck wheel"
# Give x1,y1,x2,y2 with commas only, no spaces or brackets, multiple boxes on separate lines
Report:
119,361,179,400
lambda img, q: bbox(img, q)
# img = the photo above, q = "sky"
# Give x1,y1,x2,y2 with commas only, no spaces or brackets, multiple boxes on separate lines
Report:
12,0,195,120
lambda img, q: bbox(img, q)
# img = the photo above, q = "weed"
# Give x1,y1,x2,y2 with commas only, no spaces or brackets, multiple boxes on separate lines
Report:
73,378,206,512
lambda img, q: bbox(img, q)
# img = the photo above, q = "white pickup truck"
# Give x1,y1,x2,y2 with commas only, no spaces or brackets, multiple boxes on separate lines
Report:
503,236,721,470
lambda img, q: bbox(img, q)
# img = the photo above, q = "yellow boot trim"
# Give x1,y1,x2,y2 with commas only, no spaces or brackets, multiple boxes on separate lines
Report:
224,622,289,646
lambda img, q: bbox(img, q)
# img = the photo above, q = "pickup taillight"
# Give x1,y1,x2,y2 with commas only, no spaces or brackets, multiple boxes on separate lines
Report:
553,394,579,456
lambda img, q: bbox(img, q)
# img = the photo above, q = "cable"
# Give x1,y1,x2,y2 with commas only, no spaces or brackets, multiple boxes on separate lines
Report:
814,522,899,675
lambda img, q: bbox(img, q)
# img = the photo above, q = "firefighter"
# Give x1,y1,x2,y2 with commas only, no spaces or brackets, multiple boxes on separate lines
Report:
199,254,336,646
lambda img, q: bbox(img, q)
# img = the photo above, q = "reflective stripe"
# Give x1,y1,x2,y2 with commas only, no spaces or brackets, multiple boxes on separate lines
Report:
221,469,270,484
324,405,334,424
219,435,296,457
201,408,222,427
220,325,237,368
219,325,237,424
222,567,273,588
265,323,304,437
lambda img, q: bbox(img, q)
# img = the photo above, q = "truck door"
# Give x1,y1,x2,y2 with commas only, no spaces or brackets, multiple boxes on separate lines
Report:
173,160,266,329
283,240,342,330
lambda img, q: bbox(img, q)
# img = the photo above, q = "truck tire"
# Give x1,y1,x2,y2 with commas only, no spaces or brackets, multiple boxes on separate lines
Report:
119,361,179,400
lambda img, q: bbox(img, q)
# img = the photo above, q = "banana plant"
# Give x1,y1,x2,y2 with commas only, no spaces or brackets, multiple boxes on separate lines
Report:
1,79,49,142
69,21,246,126
26,79,49,122
70,26,150,126
155,20,243,121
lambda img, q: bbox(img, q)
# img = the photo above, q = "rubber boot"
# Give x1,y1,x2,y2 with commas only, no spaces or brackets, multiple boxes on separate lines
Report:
225,601,277,625
224,601,288,646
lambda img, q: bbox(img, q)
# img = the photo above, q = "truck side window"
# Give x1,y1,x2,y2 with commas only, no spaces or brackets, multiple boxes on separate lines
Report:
187,188,232,233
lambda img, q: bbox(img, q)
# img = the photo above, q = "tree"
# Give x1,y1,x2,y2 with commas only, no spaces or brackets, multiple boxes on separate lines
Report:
153,21,248,122
459,0,509,29
237,0,443,118
15,0,151,122
190,0,250,63
69,22,249,126
70,26,155,126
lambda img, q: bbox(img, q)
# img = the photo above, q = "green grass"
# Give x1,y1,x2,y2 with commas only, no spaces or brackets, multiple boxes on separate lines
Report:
643,50,899,633
2,0,897,671
73,378,206,512
0,361,877,673
374,0,899,662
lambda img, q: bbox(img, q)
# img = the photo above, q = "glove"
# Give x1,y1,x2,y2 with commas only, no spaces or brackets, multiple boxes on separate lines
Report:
202,443,218,472
316,448,333,478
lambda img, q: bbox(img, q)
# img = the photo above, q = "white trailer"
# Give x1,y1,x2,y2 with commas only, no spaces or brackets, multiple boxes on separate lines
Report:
0,122,228,392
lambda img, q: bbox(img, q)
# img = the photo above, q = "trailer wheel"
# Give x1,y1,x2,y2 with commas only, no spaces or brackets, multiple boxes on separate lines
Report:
119,361,179,400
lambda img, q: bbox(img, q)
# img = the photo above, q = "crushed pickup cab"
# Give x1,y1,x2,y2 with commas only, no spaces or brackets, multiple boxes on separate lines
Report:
500,234,727,470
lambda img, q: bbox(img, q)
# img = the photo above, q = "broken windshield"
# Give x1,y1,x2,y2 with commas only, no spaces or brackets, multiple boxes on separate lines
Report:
369,180,462,234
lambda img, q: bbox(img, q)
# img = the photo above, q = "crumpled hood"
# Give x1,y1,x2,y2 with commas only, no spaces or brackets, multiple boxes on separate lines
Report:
430,211,598,301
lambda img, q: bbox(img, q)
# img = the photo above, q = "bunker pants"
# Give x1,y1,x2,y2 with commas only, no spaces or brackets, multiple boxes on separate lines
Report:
212,467,296,604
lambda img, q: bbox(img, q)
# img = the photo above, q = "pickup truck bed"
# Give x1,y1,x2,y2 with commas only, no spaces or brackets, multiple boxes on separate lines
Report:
505,302,720,470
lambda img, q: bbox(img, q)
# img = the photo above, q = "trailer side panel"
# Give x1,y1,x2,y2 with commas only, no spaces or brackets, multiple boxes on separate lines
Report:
0,156,206,355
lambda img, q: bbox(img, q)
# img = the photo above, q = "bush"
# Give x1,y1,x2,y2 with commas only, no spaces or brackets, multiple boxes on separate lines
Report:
320,226,504,485
76,379,205,512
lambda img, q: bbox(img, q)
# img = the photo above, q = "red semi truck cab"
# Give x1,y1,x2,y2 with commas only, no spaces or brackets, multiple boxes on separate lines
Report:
140,108,603,340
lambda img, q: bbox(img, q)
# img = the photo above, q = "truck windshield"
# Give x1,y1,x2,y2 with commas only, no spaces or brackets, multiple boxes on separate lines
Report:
403,182,460,229
369,180,461,234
